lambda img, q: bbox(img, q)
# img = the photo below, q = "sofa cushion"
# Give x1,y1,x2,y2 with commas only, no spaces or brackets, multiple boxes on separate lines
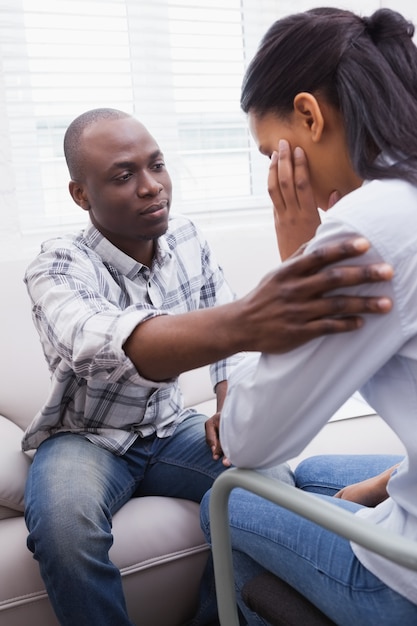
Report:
0,416,31,517
0,498,208,626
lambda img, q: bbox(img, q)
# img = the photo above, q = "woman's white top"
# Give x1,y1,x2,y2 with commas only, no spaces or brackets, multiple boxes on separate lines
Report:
220,177,417,604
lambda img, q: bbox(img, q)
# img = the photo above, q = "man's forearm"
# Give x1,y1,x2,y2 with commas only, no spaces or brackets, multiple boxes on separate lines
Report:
123,237,393,382
123,303,242,381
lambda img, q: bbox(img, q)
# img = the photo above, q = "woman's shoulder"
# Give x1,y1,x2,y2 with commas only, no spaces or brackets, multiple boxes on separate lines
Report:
323,179,417,248
332,178,417,219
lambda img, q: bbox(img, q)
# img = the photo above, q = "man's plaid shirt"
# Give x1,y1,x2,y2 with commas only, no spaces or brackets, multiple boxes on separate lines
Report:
22,214,243,455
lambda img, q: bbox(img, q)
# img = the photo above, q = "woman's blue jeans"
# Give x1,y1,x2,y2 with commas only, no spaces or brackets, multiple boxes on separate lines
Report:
24,414,228,626
200,454,417,626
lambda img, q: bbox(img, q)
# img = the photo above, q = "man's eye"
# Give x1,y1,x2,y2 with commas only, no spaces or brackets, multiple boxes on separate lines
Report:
116,172,132,182
152,162,165,171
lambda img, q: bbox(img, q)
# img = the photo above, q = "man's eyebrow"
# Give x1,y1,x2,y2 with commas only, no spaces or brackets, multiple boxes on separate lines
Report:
109,151,164,171
112,150,164,168
110,160,136,171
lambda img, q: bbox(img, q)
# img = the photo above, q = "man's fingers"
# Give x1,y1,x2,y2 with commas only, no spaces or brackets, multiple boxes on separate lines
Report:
280,296,392,339
310,263,394,294
204,417,217,448
205,415,223,460
278,291,392,323
286,316,364,340
306,294,392,317
297,237,372,270
269,262,393,304
282,236,393,281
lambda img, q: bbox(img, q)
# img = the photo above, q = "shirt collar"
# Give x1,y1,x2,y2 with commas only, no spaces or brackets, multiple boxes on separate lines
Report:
82,221,171,279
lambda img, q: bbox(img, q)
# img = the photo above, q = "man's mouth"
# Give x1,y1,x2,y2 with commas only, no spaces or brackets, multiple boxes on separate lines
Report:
140,200,168,215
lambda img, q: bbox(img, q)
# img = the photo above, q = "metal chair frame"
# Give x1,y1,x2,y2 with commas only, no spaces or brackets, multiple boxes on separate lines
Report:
209,468,417,626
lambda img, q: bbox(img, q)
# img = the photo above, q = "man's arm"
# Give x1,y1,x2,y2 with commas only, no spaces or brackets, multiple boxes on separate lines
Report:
123,236,392,381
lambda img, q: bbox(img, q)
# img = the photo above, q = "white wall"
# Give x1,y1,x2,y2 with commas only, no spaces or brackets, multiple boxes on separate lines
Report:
196,211,279,296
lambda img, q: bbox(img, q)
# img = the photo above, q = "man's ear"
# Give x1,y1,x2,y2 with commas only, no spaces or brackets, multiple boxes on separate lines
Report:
69,180,90,211
293,92,324,143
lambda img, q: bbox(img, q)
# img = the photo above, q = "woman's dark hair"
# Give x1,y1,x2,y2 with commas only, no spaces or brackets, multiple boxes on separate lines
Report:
241,7,417,185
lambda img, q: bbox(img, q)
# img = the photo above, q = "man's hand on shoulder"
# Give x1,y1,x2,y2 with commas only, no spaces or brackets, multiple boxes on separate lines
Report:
124,236,393,380
234,236,393,354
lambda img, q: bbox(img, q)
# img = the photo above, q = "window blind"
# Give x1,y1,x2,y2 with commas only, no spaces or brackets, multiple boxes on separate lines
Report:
0,0,391,238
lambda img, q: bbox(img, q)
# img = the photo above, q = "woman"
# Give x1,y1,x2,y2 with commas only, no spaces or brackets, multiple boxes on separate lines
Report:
200,7,417,625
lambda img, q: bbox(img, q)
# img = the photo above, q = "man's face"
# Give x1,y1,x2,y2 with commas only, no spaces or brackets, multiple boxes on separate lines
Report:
75,116,172,258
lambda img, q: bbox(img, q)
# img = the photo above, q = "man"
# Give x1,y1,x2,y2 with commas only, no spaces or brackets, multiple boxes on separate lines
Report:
22,108,392,626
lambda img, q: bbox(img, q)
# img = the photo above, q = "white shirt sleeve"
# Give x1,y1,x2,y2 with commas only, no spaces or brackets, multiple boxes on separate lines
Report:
220,220,404,469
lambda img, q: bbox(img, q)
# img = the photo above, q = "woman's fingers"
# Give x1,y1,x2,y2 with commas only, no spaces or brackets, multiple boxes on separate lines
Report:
269,140,321,259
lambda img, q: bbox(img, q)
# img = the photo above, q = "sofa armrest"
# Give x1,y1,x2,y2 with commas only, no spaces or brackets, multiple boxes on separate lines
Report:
0,415,32,518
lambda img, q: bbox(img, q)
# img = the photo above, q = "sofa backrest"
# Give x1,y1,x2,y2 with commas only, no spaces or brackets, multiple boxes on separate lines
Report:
0,258,50,430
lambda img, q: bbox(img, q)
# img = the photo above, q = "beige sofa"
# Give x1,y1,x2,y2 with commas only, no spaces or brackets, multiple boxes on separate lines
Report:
0,241,406,626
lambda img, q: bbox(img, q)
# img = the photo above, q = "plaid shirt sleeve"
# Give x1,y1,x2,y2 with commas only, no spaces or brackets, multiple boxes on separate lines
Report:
25,239,166,386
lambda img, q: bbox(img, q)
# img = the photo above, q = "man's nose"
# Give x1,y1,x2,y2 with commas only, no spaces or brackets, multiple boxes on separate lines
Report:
137,171,162,196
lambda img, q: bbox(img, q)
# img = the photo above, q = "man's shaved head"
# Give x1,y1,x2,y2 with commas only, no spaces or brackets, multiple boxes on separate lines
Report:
63,108,131,181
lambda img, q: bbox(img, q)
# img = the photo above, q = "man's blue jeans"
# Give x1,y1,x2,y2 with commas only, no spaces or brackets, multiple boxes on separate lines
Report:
200,454,417,625
24,414,228,626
